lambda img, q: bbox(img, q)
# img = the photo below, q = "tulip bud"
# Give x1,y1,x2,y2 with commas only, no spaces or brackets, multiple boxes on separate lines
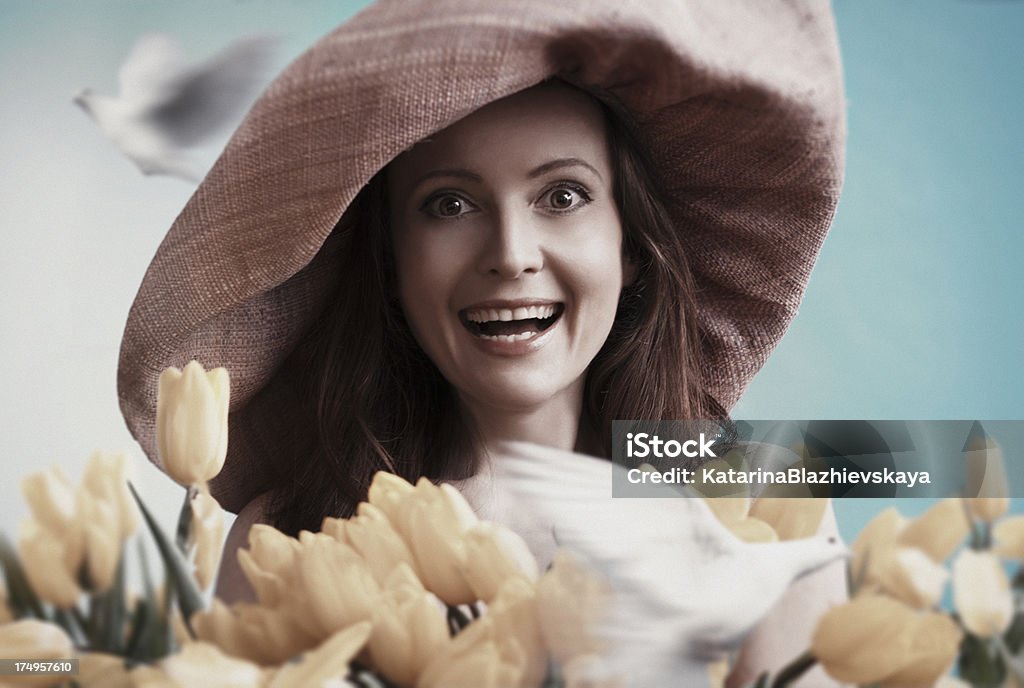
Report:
0,619,74,659
367,471,416,523
156,361,230,486
237,524,300,607
270,622,372,688
850,508,905,582
460,522,540,603
78,653,133,688
898,499,969,563
863,546,949,610
964,435,1010,523
295,533,380,637
536,550,611,666
21,466,77,534
345,502,419,584
417,617,522,688
367,565,450,686
953,549,1013,638
18,520,82,608
81,451,138,540
396,480,478,605
812,595,960,686
159,642,264,686
749,497,828,541
994,515,1024,561
76,490,122,592
190,491,225,590
487,577,547,688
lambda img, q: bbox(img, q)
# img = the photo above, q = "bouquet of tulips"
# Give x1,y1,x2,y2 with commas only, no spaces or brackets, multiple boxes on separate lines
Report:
0,362,613,687
1,359,1022,687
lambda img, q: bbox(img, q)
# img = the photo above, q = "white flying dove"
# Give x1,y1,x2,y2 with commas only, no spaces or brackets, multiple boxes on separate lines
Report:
73,33,276,182
483,441,848,687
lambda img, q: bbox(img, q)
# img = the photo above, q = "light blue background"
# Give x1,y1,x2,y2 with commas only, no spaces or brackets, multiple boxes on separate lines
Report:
1,1,1021,541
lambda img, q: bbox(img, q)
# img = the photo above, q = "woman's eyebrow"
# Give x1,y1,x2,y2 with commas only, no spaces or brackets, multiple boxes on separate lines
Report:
412,168,483,190
528,157,603,181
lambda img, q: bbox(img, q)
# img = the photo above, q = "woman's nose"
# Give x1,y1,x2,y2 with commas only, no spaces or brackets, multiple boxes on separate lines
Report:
476,208,544,279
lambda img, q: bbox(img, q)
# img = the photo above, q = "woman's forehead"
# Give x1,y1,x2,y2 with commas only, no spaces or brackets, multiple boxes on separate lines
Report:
388,83,611,190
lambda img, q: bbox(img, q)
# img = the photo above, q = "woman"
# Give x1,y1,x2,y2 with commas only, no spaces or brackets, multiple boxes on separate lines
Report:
118,0,847,683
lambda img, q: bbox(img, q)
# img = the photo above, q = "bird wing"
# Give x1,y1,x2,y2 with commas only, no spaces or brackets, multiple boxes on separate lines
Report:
118,34,277,148
117,34,189,110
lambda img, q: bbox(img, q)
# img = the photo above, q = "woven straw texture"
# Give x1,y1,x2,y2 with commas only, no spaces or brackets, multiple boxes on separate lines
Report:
118,0,846,513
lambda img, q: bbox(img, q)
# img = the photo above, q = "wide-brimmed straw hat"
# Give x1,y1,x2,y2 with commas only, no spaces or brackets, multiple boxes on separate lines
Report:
118,0,845,513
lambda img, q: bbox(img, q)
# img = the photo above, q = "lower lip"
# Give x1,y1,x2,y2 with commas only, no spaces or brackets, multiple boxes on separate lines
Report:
464,317,560,357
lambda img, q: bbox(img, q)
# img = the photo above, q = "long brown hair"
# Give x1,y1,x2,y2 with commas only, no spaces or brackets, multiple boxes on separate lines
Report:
269,86,727,535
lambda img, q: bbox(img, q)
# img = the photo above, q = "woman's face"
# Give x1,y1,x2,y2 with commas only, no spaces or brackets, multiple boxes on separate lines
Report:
388,84,628,415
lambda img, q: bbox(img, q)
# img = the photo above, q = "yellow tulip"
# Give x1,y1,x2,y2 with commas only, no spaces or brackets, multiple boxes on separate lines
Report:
536,550,611,665
157,360,230,486
269,621,371,688
367,565,450,686
964,435,1010,523
0,618,73,659
396,480,478,605
193,599,255,662
562,654,620,688
238,603,322,665
128,664,177,687
898,498,969,563
417,636,514,688
812,595,961,686
78,653,133,688
994,515,1024,560
953,549,1013,638
21,466,78,534
367,470,416,523
850,507,905,584
159,641,264,687
76,490,122,592
862,545,949,610
487,577,547,688
749,497,828,541
80,451,138,539
190,491,225,590
236,524,300,607
0,620,74,687
702,497,750,526
295,532,380,637
18,520,82,608
320,516,348,543
460,522,539,603
344,502,419,584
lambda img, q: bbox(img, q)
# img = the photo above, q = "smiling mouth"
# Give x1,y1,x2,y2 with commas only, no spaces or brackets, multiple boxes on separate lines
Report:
459,303,565,341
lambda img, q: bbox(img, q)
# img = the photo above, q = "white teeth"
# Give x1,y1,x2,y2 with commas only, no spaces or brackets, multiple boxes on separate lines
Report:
465,304,558,323
479,332,538,342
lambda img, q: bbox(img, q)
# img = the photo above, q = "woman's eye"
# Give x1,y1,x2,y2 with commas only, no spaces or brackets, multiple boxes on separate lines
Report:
541,185,591,213
422,193,476,219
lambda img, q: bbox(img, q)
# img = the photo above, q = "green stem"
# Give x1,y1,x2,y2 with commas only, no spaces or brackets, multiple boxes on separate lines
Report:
771,650,817,688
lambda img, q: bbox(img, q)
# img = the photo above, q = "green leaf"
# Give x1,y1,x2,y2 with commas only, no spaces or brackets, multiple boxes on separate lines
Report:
748,673,769,688
959,632,1007,686
93,546,128,653
175,486,194,555
128,482,203,635
0,532,47,620
124,538,172,663
1005,609,1024,654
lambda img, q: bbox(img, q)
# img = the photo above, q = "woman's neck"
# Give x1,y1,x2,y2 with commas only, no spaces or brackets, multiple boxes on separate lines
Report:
459,379,586,453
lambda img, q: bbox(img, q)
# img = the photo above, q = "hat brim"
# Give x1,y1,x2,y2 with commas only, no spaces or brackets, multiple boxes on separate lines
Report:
118,0,845,513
